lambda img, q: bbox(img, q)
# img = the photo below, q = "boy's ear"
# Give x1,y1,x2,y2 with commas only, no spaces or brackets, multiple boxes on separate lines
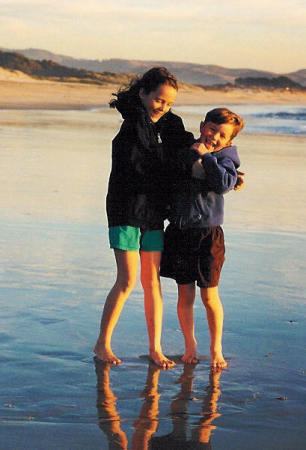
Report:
200,121,205,133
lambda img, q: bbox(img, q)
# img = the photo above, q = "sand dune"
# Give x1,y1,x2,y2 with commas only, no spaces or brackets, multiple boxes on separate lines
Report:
0,67,35,82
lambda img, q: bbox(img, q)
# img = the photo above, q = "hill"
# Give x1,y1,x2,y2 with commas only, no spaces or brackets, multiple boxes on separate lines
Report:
0,49,305,92
0,50,132,86
4,47,306,87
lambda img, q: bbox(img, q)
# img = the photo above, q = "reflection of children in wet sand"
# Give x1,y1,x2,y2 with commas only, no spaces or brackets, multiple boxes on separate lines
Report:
160,108,244,369
95,359,160,449
95,359,222,449
132,364,161,449
95,360,128,449
150,365,222,449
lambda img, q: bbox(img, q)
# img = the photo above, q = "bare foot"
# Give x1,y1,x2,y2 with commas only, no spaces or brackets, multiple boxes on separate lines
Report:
181,342,199,364
149,350,176,370
211,348,227,370
181,352,199,364
94,343,122,365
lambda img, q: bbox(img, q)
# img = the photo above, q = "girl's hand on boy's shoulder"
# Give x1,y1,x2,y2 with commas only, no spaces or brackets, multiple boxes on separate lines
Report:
190,142,208,156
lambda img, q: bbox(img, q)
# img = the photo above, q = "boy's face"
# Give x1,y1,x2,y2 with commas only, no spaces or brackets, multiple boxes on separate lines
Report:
199,121,234,152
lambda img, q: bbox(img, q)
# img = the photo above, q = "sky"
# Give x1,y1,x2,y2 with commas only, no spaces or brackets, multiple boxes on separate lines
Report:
1,0,306,73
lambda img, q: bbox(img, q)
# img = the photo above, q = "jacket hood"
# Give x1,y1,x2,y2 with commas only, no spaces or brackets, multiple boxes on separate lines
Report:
114,94,145,120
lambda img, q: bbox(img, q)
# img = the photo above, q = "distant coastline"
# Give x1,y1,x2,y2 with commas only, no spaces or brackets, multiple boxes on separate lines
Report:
1,50,306,110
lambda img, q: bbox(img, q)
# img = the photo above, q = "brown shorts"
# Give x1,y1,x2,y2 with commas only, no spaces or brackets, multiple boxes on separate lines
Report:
160,224,225,288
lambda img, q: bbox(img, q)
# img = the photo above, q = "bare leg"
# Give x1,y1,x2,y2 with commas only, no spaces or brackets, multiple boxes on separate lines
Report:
177,283,199,364
140,251,175,369
200,286,227,370
94,249,138,364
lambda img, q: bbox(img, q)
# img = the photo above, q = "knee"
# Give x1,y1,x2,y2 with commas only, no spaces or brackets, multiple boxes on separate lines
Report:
201,287,220,307
140,273,161,292
178,295,195,308
178,285,195,307
115,276,136,295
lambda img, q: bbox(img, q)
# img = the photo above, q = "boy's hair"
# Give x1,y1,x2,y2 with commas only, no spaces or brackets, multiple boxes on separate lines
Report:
204,108,244,139
110,67,178,109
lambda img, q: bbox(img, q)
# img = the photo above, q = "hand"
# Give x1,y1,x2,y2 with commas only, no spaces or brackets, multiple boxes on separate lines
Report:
234,170,245,191
190,142,208,156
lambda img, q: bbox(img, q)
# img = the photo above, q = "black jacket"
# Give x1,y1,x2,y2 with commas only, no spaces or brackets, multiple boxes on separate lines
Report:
106,98,195,230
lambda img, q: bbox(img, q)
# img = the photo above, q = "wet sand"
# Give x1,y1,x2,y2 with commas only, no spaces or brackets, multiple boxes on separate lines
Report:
0,109,305,449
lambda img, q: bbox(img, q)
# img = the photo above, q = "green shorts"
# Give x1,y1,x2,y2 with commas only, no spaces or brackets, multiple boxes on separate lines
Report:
109,226,164,252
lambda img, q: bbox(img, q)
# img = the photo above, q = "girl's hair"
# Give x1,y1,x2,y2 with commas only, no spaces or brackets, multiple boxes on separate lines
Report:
204,108,244,139
110,67,178,109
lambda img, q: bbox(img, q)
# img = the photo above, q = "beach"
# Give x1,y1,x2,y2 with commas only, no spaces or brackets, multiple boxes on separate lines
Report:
0,86,306,449
1,70,306,109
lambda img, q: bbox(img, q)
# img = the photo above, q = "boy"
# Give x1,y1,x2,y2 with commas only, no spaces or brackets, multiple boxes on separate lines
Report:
160,108,244,369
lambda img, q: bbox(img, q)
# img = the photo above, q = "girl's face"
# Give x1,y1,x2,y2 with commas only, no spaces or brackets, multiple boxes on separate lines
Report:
139,83,177,122
199,121,234,152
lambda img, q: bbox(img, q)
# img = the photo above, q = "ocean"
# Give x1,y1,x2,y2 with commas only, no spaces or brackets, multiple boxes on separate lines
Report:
174,104,306,135
0,105,305,449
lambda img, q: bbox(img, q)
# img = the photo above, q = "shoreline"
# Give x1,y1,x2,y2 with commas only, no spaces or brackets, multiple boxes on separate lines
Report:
1,78,306,110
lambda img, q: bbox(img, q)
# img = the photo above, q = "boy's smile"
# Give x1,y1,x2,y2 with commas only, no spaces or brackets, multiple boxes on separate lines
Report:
200,121,234,152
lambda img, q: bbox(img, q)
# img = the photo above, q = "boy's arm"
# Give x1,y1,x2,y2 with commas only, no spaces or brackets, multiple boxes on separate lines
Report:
200,148,240,194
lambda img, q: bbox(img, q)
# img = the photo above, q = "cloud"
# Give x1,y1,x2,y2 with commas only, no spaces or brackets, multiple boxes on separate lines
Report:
0,17,28,34
0,0,305,71
2,0,306,29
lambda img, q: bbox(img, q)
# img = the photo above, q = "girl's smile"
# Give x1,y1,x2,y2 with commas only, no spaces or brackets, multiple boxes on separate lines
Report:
139,83,177,123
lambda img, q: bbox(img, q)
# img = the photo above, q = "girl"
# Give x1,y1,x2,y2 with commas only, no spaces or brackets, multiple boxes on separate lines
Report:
94,67,193,368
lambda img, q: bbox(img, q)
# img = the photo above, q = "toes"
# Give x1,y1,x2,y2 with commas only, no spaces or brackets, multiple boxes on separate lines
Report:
211,360,227,370
162,359,175,370
150,355,175,369
110,358,122,365
181,355,199,364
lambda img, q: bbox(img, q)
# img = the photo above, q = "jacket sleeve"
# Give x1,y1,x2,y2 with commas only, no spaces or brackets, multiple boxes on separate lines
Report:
161,114,199,179
201,152,239,194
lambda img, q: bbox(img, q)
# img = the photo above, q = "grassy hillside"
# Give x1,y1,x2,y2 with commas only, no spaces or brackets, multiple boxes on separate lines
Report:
0,50,304,91
0,50,133,86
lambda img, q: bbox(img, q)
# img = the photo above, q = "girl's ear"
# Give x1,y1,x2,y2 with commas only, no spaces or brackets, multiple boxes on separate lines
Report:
139,88,145,100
